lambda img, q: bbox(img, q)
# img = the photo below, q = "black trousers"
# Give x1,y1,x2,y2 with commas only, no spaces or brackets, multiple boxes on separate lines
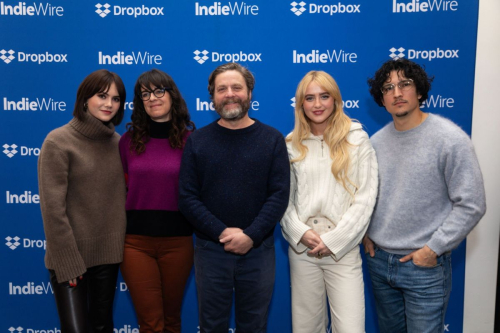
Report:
49,264,119,333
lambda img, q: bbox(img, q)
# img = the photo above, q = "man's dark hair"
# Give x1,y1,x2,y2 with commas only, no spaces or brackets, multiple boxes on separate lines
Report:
368,59,434,107
207,62,255,100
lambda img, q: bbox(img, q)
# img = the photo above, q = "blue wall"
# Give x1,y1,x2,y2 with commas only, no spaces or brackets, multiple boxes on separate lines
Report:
0,1,478,332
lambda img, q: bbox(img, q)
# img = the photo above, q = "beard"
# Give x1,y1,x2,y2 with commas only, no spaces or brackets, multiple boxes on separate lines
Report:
214,97,251,121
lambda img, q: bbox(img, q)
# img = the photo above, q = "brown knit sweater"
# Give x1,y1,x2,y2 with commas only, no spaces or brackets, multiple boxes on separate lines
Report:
38,111,126,283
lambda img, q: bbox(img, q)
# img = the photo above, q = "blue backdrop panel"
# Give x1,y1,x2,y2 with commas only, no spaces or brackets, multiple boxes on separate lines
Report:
0,1,478,332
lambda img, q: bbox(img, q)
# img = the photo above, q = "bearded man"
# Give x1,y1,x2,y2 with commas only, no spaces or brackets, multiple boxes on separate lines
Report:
179,62,290,333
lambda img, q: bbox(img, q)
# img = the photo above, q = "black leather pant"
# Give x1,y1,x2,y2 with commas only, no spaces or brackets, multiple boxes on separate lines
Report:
49,264,119,333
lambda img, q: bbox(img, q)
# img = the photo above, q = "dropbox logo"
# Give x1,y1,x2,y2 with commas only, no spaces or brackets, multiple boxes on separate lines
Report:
290,2,306,16
194,50,209,64
5,236,21,250
95,3,111,17
290,97,296,108
0,48,67,64
389,46,459,62
291,1,361,16
389,47,405,60
95,3,164,18
8,328,23,333
3,144,18,158
0,49,15,64
193,49,262,64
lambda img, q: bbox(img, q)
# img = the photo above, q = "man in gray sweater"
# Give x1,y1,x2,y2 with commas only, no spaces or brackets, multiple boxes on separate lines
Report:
364,59,486,333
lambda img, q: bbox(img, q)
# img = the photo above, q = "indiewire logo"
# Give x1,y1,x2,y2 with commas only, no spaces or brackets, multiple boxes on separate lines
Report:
98,51,162,65
3,97,66,111
195,2,259,16
291,1,361,16
9,282,53,295
2,144,40,158
293,49,357,63
421,95,455,108
5,236,46,250
393,0,458,13
389,46,459,61
196,98,260,111
0,49,67,64
5,236,20,250
0,2,63,16
113,326,139,333
95,3,164,18
290,97,359,108
6,191,40,204
193,49,262,64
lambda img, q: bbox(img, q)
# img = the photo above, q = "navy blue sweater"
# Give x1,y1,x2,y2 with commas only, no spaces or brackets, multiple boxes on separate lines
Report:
178,119,290,247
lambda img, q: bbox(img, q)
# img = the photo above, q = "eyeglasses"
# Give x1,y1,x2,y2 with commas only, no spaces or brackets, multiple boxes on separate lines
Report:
381,79,414,95
139,87,171,101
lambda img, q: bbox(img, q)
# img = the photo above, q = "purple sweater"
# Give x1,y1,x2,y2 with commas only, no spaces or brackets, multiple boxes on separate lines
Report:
119,121,192,237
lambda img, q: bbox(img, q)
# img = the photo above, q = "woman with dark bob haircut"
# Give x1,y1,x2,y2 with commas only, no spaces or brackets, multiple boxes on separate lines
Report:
38,69,127,332
119,69,195,333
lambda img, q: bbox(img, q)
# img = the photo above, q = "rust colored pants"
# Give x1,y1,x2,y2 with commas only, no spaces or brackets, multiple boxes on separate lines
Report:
121,234,194,333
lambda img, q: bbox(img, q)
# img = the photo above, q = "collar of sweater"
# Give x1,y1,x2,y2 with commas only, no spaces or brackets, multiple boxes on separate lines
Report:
148,118,172,139
69,111,116,140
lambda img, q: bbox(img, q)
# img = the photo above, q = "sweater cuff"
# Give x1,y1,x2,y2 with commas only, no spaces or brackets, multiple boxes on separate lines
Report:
46,245,87,283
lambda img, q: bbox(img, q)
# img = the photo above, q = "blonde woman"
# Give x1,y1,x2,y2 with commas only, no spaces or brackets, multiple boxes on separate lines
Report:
280,71,378,332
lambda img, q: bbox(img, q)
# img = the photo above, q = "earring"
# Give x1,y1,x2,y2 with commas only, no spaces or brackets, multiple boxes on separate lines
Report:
83,102,88,111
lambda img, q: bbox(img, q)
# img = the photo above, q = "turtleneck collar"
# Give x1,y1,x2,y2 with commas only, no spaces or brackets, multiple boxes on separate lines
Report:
149,118,172,139
69,110,116,140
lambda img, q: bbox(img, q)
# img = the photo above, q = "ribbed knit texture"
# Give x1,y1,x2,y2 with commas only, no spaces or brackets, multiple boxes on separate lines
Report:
368,113,486,255
280,123,378,260
119,120,192,237
38,111,126,283
178,119,290,247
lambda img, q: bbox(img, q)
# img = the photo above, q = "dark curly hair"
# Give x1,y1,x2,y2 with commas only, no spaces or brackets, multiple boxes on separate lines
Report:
126,69,195,154
368,59,434,107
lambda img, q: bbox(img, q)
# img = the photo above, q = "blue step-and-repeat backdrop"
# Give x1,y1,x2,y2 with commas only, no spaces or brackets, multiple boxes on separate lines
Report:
0,1,478,332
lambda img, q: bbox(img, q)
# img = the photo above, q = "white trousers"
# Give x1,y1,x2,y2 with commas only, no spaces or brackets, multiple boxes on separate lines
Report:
289,246,365,333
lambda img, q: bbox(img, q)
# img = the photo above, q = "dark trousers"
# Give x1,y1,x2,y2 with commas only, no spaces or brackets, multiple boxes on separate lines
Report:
49,263,119,333
194,236,276,333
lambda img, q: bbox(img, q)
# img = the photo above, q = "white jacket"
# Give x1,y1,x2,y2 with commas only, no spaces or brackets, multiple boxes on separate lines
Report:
280,122,378,260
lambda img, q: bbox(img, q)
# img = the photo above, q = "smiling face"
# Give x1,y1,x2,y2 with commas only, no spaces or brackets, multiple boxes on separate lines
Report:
86,82,121,123
212,70,251,121
382,70,422,119
302,81,335,135
142,85,172,122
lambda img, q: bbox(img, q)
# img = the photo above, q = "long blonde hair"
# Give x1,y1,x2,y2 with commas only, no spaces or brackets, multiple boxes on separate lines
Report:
287,71,357,194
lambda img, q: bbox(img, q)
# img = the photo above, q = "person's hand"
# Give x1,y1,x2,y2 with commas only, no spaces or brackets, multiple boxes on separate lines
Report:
400,245,437,267
363,235,375,257
68,276,83,287
220,232,253,255
219,227,242,240
300,230,321,249
307,240,332,258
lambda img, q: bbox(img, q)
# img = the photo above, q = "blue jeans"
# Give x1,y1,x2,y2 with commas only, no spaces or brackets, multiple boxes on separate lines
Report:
366,246,452,333
194,236,275,333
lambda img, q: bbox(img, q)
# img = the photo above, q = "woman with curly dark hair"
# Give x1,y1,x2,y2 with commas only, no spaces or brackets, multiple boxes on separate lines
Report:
119,69,195,333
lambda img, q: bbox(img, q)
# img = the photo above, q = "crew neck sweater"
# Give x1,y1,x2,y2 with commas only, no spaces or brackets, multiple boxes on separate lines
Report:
38,111,126,283
368,113,486,256
280,123,378,260
119,120,192,237
178,119,290,247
